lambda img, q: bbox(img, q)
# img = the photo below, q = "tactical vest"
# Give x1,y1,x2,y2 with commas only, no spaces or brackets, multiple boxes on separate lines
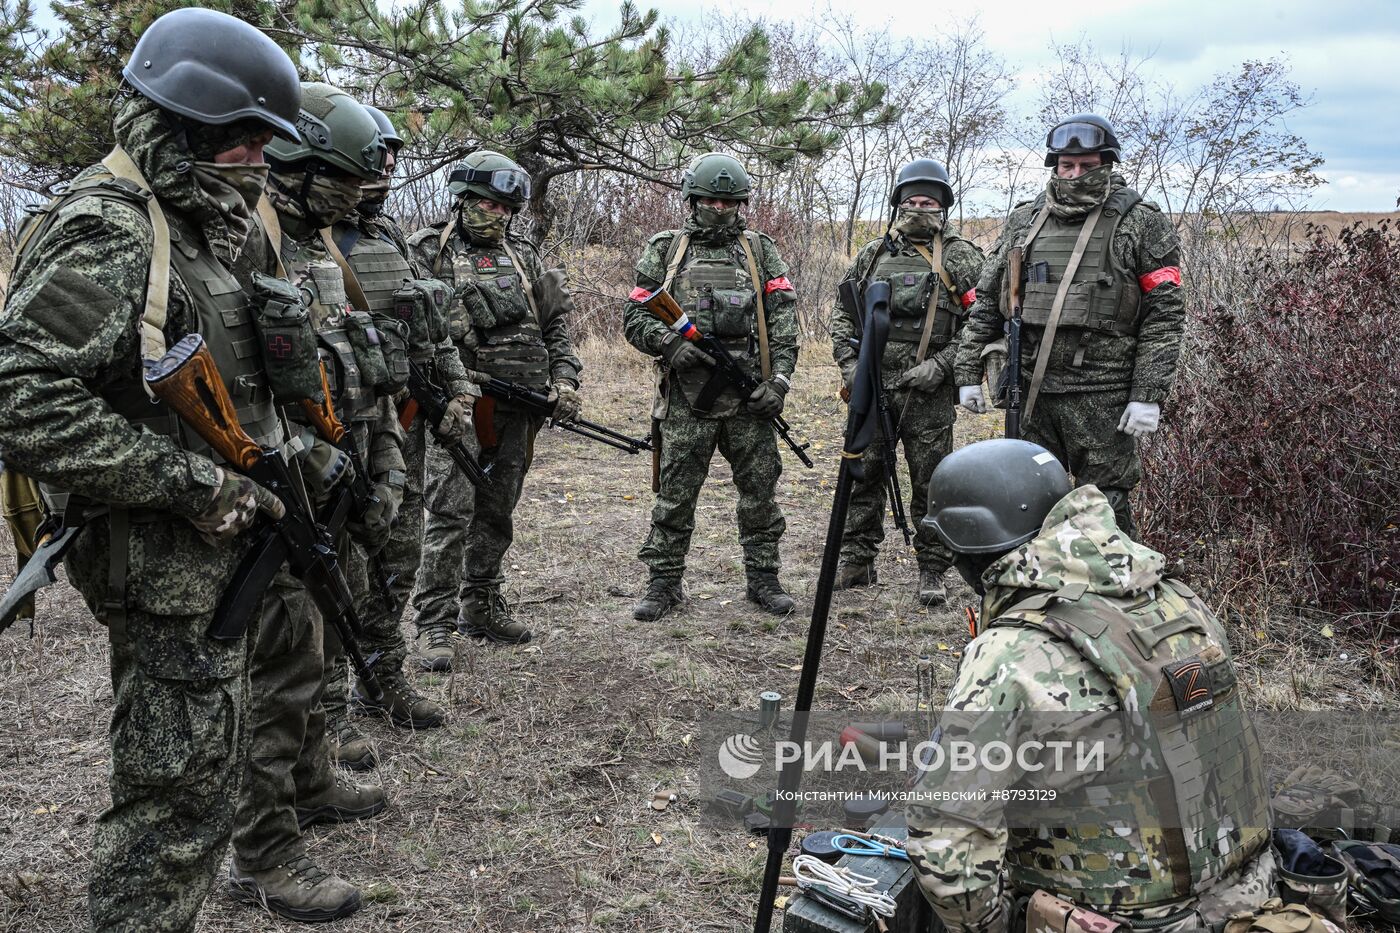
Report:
435,228,550,388
863,237,964,375
989,578,1272,911
13,176,280,457
1005,187,1144,337
661,231,766,416
278,235,377,424
338,220,411,313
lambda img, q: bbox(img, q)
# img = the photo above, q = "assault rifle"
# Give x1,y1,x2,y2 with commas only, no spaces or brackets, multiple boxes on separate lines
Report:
479,377,651,456
837,280,911,545
298,364,402,628
640,289,814,468
1003,245,1025,439
405,359,492,488
144,334,383,701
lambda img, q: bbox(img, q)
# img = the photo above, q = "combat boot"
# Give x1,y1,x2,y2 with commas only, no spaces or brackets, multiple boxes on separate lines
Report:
295,770,387,830
458,589,532,644
229,855,361,922
414,624,457,672
327,710,377,772
834,561,877,590
746,574,796,615
632,577,683,622
355,672,445,729
918,567,948,608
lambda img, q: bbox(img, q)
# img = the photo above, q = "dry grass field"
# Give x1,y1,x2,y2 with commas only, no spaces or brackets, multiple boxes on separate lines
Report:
1,340,1396,933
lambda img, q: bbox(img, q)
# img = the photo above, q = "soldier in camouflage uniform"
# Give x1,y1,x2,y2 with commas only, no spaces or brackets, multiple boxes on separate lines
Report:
906,439,1276,933
227,82,397,922
408,151,582,650
623,153,799,621
956,115,1183,537
316,104,466,769
831,159,983,606
0,10,300,929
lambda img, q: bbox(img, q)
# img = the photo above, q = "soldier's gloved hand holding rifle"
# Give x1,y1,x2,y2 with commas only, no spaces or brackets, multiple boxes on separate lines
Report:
896,357,949,394
353,478,401,549
660,331,712,371
190,468,285,545
1118,401,1161,437
959,384,989,414
436,394,473,442
299,439,353,504
547,383,582,421
746,377,788,418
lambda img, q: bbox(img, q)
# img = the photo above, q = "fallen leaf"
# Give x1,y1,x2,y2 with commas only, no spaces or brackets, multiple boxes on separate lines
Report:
651,832,663,845
681,733,692,746
1321,624,1335,639
937,643,951,651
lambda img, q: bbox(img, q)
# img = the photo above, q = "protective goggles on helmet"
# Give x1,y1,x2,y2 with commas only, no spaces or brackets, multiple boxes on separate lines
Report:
1047,121,1109,152
449,165,531,202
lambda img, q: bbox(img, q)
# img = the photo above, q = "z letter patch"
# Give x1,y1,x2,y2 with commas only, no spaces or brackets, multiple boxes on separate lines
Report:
1163,656,1215,717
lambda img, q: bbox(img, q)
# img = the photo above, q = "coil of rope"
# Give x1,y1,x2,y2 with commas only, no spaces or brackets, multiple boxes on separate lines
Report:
789,853,898,921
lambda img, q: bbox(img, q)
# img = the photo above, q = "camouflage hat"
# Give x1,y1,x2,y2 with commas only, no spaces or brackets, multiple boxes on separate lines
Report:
923,439,1072,554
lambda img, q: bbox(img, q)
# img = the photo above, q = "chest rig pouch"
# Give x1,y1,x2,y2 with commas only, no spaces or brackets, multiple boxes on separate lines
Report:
990,578,1271,911
390,278,452,357
298,258,374,422
673,245,758,418
248,270,323,402
448,244,549,388
867,238,962,367
1011,187,1144,338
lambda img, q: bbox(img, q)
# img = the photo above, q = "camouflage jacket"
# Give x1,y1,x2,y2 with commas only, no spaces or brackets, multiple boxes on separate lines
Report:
407,222,582,388
906,487,1272,932
953,177,1183,402
830,231,984,389
621,224,798,379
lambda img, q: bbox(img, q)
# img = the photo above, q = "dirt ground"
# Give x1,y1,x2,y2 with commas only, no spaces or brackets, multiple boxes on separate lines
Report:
1,341,1395,933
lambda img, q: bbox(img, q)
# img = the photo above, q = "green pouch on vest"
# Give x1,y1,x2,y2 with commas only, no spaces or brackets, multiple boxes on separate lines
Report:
887,269,934,319
391,278,451,349
249,271,323,402
344,310,392,394
704,287,755,338
372,314,410,392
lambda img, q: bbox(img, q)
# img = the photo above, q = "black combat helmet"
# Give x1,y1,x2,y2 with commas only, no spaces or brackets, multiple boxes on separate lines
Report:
122,8,301,140
1044,113,1122,166
365,105,404,154
889,158,954,210
922,439,1072,554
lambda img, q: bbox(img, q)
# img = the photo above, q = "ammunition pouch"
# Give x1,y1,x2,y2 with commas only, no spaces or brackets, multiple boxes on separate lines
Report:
1273,830,1348,926
391,278,452,349
249,271,323,402
344,310,393,394
372,315,411,393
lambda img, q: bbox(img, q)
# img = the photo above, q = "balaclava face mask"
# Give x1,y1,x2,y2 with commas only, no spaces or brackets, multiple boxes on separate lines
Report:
459,199,509,244
892,206,945,243
267,168,364,229
1045,163,1112,220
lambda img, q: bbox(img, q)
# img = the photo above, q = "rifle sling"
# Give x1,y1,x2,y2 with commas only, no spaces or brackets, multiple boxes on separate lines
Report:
318,227,373,314
1022,204,1104,424
98,147,171,366
254,196,291,279
910,236,953,367
737,232,773,381
499,241,542,326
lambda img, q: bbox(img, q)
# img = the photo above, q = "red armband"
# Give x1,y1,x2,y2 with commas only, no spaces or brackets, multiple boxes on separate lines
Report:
628,286,653,302
960,288,977,309
1138,266,1181,293
764,276,794,295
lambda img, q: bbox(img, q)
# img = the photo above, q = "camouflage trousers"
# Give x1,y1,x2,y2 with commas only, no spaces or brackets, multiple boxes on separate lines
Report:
840,383,956,574
414,408,536,632
72,514,251,933
322,530,411,719
1023,389,1141,537
639,400,785,581
231,570,333,871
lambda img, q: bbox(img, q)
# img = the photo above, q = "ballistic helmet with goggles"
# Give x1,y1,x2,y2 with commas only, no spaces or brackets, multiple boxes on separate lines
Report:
922,439,1072,555
265,82,387,181
448,150,531,208
123,7,301,141
1044,113,1121,167
680,152,751,202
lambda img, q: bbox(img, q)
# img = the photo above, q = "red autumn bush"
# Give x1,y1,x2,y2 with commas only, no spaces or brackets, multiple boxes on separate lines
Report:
1139,221,1400,627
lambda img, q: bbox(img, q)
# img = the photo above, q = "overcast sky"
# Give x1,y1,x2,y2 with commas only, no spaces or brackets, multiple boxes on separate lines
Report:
582,0,1400,212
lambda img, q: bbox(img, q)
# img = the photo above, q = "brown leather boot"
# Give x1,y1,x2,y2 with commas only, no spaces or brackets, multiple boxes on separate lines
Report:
229,855,361,922
457,588,532,644
295,770,387,831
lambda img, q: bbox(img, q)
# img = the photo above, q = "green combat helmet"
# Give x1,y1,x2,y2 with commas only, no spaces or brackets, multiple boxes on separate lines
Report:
1044,113,1122,166
447,150,531,209
680,152,750,202
266,82,387,181
890,158,954,210
122,7,301,140
922,439,1071,554
364,105,403,154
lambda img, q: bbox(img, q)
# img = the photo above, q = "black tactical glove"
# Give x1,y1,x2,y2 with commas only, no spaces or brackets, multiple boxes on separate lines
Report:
660,332,713,372
301,438,354,505
746,376,789,418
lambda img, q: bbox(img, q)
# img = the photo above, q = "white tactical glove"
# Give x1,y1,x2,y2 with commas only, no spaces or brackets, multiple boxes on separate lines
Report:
958,385,988,414
1117,401,1161,437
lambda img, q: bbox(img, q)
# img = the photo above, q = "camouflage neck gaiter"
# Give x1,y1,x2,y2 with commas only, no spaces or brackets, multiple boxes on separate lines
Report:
686,202,745,245
1045,164,1112,220
191,161,268,255
892,206,945,244
266,169,364,230
459,201,508,244
358,177,390,218
112,96,247,264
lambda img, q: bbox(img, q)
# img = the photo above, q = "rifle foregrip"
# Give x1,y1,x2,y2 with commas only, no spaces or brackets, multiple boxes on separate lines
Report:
299,362,346,445
144,334,261,471
1008,246,1024,307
